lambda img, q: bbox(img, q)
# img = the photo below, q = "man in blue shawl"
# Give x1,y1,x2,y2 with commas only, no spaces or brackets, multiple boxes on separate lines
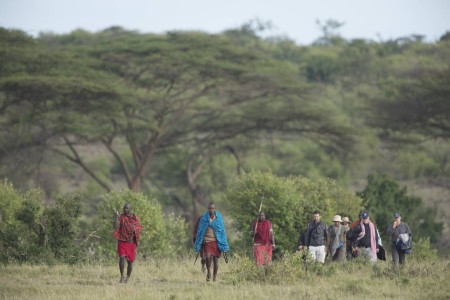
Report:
194,202,229,282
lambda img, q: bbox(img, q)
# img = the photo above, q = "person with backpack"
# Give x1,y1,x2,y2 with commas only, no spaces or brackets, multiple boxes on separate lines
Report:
351,211,380,263
387,212,412,266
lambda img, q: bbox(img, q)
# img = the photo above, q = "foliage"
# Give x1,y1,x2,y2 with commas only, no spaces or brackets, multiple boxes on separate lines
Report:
1,27,450,255
358,173,443,243
225,171,363,255
44,194,85,263
227,251,337,284
410,237,439,262
0,180,86,264
373,67,450,139
94,190,188,260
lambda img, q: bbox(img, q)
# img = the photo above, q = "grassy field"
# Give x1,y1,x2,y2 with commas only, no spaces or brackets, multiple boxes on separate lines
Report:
0,256,449,300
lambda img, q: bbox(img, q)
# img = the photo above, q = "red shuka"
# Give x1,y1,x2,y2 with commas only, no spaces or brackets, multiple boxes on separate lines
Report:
204,241,221,257
254,244,272,266
118,240,137,262
114,214,142,245
251,220,272,245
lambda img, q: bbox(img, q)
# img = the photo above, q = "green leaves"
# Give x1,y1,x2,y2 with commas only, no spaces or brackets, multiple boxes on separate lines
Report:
358,173,443,243
225,171,362,254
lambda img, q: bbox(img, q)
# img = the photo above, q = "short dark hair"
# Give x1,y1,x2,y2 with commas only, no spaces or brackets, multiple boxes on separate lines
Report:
313,210,320,215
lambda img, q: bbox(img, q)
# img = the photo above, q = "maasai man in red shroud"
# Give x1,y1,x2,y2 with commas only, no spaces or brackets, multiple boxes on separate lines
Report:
113,203,142,283
251,212,275,266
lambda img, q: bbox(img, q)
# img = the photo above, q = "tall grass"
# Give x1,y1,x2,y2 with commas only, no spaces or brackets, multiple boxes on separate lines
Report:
0,255,449,300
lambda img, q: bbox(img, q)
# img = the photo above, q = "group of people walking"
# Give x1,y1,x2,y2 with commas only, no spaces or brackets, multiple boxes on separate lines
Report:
296,210,412,266
112,202,412,283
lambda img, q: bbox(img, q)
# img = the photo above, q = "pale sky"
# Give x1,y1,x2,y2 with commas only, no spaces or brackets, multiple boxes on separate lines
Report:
1,0,449,44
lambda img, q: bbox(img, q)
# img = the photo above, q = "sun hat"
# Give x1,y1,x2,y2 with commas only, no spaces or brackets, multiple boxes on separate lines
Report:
332,215,342,222
342,217,350,223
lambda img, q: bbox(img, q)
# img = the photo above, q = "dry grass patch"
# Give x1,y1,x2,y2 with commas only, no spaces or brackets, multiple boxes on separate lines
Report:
0,258,449,300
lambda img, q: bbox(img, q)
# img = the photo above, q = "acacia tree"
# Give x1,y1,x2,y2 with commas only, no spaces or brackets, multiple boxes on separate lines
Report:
0,28,122,191
374,67,450,139
1,28,352,220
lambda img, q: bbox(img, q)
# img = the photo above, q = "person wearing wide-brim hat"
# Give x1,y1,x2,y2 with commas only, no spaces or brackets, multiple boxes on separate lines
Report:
327,215,346,262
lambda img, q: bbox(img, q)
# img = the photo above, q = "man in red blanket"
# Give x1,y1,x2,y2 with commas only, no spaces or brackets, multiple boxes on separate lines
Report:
251,212,275,266
113,203,142,283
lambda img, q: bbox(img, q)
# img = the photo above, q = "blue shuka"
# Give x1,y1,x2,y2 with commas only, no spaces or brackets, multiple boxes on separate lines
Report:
194,211,229,253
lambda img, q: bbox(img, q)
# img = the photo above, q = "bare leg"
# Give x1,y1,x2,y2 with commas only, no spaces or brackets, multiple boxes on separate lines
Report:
205,254,212,281
201,257,206,273
126,260,133,282
213,256,219,282
119,256,126,282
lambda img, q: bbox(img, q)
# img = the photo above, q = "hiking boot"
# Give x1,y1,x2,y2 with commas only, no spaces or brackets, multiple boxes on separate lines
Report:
206,273,211,282
120,276,126,283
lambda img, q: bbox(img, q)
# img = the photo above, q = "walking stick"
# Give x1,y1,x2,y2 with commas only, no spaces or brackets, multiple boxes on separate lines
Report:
252,195,264,259
252,196,264,241
194,252,199,265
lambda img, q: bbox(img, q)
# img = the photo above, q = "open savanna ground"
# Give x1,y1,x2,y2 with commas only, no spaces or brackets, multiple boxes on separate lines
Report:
1,256,449,300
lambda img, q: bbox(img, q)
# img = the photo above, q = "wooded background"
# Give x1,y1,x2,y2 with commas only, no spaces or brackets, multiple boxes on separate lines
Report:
1,21,449,259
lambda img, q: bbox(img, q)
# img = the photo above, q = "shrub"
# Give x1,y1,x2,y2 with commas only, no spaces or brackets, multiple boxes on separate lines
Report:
410,237,438,262
358,173,443,244
0,179,86,264
225,171,363,255
44,193,86,264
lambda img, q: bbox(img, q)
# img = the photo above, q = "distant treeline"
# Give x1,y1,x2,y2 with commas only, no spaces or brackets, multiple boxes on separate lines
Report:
0,25,449,254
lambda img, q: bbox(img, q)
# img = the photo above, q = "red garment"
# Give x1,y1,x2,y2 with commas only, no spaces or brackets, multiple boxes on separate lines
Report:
118,241,137,262
114,213,142,245
254,244,272,265
351,220,360,229
251,220,272,245
204,241,221,257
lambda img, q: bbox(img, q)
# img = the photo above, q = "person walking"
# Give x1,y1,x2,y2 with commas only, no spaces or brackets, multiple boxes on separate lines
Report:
351,211,379,263
113,203,142,283
194,202,229,282
342,217,353,260
387,212,412,266
305,210,328,263
251,212,275,266
328,215,346,262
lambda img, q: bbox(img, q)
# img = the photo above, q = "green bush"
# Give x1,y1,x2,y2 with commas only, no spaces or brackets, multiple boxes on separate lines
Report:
0,179,86,264
410,237,438,262
45,193,85,264
0,179,23,226
225,171,363,255
94,190,188,260
358,173,443,243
